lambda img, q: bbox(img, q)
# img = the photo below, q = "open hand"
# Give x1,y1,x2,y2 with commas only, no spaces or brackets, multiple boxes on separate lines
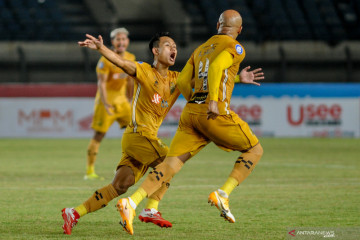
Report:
104,103,115,116
239,66,264,86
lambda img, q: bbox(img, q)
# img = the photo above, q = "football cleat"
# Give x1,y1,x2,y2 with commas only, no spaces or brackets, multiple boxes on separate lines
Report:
208,190,235,223
84,173,104,180
116,198,136,235
139,208,172,228
61,208,80,235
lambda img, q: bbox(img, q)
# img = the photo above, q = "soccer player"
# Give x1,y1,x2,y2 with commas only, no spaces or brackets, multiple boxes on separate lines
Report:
117,9,265,235
85,27,135,180
61,32,180,235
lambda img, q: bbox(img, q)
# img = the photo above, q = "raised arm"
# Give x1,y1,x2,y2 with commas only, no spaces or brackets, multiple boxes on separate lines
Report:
78,34,137,76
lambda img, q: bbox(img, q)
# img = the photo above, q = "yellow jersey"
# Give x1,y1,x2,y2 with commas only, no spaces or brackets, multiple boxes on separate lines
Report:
125,62,181,139
95,51,136,104
186,34,245,115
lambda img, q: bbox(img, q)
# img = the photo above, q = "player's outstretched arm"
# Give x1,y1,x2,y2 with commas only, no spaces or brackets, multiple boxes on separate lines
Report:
78,34,137,76
177,62,194,101
239,66,264,86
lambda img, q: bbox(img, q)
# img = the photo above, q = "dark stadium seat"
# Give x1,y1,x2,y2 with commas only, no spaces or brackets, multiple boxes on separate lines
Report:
301,0,330,41
317,0,346,43
283,0,312,39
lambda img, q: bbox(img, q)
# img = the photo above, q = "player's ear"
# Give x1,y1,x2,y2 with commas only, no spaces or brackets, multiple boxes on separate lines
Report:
216,22,220,31
238,26,243,34
152,47,159,56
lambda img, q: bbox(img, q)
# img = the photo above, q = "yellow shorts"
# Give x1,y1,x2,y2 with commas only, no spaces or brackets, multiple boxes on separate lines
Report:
168,107,259,157
91,101,131,133
117,132,169,183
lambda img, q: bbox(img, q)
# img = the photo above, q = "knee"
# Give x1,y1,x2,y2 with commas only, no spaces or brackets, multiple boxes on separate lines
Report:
250,143,263,158
112,176,135,195
163,157,185,175
93,131,105,142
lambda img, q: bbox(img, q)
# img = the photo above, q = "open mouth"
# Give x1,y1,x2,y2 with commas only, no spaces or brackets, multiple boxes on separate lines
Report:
170,53,176,62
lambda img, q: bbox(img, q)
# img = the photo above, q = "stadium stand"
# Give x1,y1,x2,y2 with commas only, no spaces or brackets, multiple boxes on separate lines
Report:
0,0,359,83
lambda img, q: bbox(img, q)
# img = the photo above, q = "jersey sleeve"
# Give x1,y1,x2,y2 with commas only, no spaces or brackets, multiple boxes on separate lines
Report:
168,72,182,108
225,42,245,64
134,61,151,84
208,50,234,101
96,57,111,75
177,57,194,101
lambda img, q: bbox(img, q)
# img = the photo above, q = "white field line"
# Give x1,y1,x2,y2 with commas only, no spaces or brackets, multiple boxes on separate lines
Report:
0,181,359,191
193,161,357,169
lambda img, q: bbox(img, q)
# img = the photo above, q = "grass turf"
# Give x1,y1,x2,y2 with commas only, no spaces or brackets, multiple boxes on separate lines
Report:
0,138,359,239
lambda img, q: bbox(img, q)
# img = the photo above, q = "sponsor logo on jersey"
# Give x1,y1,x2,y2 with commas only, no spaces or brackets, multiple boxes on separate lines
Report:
188,92,208,104
235,44,243,55
98,61,104,69
138,61,143,64
151,93,162,104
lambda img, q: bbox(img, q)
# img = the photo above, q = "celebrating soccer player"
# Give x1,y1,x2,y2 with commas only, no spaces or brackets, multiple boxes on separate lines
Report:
117,9,265,235
61,32,180,235
85,28,135,180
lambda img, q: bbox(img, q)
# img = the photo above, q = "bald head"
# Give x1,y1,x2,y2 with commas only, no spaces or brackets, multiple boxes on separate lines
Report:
217,10,243,38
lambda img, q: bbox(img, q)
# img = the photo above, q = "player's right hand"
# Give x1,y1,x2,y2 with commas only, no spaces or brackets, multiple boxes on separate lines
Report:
78,34,104,50
105,103,115,116
207,100,219,120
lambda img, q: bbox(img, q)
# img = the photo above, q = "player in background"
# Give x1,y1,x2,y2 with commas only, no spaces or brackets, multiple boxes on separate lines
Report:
61,32,180,235
85,28,135,180
117,9,265,234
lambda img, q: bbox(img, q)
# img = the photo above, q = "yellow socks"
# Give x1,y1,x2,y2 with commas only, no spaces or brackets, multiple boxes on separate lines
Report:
130,187,147,207
220,177,239,196
140,157,183,197
81,184,118,214
74,204,87,217
229,144,263,185
145,198,159,210
87,139,100,174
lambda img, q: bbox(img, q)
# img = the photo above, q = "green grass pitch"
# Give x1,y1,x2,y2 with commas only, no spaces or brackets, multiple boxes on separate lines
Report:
0,138,359,239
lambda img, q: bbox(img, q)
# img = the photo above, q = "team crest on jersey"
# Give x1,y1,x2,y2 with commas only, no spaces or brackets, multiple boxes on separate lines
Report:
235,44,243,55
98,61,104,69
151,93,162,104
161,99,169,108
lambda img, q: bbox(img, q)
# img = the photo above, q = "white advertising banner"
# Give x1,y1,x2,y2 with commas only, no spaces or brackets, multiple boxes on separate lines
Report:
0,97,359,138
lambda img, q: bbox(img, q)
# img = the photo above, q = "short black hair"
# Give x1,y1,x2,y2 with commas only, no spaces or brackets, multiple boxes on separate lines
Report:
149,32,172,56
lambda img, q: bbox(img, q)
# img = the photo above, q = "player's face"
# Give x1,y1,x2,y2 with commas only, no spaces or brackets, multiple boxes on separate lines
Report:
157,37,177,66
111,33,129,54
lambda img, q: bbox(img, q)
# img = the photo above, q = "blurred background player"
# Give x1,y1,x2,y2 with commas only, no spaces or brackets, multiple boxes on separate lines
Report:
116,9,265,234
61,32,180,235
85,27,135,180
